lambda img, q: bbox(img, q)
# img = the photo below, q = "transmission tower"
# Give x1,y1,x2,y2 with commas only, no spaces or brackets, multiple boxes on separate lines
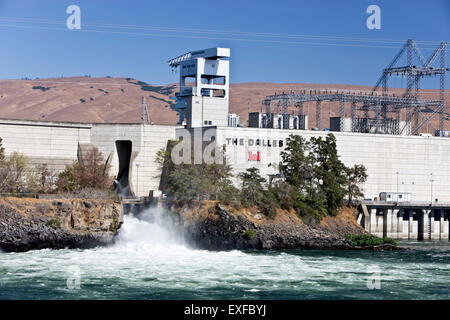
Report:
141,96,150,124
373,39,448,135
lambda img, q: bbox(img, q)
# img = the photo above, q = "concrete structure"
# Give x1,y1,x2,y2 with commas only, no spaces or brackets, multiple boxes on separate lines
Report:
358,202,449,240
89,124,178,197
330,117,411,136
0,119,91,171
435,130,450,137
249,112,308,130
6,117,450,206
168,47,230,128
227,113,240,127
176,126,450,204
0,119,178,197
379,192,411,202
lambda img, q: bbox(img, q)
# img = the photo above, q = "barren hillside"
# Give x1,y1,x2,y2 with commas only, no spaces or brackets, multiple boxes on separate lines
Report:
0,77,448,132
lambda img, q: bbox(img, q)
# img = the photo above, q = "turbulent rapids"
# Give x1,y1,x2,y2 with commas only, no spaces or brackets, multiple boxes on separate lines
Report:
0,206,449,300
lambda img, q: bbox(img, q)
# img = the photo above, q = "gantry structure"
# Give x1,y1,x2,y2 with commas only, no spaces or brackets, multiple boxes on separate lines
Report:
262,39,448,135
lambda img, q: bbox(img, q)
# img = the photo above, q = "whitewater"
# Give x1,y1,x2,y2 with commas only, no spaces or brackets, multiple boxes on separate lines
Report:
0,206,449,300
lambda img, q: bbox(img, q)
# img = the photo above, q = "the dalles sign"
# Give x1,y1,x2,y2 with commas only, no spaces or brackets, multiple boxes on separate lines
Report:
225,138,284,147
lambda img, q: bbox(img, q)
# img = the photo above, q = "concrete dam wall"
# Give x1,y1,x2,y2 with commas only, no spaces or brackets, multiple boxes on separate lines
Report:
2,118,450,204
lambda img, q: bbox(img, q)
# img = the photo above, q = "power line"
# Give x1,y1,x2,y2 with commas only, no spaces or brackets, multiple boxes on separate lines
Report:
0,20,448,51
0,16,447,45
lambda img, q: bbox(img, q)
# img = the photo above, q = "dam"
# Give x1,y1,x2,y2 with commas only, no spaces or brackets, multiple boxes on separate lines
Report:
0,45,449,239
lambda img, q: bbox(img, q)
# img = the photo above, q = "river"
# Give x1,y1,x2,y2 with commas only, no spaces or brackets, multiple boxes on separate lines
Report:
0,206,449,300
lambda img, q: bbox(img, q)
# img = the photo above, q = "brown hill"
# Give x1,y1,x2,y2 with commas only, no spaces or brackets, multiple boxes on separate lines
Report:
0,77,178,124
0,77,448,132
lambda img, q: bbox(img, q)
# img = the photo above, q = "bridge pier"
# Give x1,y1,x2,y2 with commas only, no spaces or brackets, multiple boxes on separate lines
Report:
441,211,449,240
430,209,449,240
396,209,404,239
370,208,383,237
430,210,437,240
383,208,393,238
408,210,418,240
420,210,430,240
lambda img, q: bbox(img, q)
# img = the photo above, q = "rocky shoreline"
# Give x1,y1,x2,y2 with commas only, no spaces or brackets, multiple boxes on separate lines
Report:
0,197,400,253
173,202,401,251
0,197,123,252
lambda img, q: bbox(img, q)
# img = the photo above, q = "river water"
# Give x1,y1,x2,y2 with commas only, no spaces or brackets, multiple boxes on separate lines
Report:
0,207,449,300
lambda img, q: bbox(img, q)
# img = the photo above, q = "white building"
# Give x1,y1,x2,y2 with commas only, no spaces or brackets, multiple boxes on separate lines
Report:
169,47,230,128
228,114,240,127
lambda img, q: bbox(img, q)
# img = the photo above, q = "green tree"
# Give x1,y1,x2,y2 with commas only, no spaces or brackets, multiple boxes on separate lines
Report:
345,164,368,205
217,182,240,205
205,163,234,200
239,167,266,207
310,134,348,216
57,163,78,192
0,152,39,193
156,144,237,202
270,181,297,211
279,135,315,193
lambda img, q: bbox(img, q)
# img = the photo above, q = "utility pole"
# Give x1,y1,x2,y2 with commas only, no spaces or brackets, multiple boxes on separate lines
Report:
136,163,140,198
430,173,434,205
396,171,399,205
141,97,150,124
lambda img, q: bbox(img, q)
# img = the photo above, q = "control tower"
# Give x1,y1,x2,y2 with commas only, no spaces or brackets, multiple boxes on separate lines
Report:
168,47,230,128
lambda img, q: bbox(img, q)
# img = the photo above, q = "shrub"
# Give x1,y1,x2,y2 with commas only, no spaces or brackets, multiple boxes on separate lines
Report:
244,229,255,240
47,218,61,228
32,86,51,92
218,184,240,205
157,145,236,202
270,181,297,210
57,164,78,192
345,234,398,247
73,147,113,190
258,190,279,219
0,152,39,194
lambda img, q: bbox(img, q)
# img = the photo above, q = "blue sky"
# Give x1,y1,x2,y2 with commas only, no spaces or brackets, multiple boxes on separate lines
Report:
0,0,448,88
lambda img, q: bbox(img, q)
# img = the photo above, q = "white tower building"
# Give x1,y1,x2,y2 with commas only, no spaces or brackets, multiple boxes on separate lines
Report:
168,47,230,128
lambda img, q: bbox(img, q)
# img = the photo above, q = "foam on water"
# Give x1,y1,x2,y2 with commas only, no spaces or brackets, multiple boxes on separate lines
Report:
0,206,449,299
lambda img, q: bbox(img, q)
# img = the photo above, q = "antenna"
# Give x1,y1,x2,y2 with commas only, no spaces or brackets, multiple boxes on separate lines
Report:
141,96,150,124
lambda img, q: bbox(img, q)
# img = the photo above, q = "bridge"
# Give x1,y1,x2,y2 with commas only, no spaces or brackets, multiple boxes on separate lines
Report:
358,201,450,240
121,197,155,215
